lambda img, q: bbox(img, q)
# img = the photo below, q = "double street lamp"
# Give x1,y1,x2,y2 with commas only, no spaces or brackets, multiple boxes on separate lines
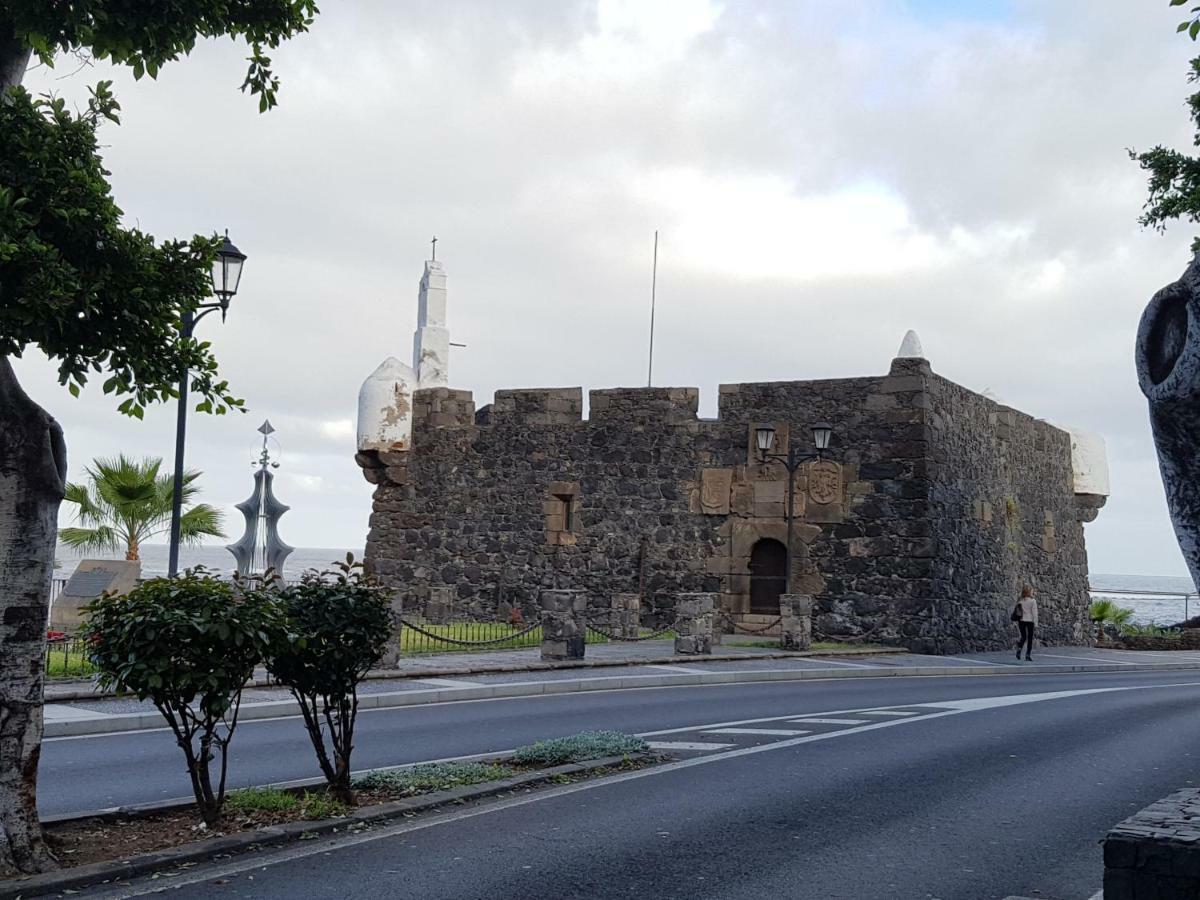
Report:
754,421,834,594
167,233,247,577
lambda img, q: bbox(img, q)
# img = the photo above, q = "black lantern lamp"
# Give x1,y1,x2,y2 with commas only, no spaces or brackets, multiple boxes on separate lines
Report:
210,231,246,318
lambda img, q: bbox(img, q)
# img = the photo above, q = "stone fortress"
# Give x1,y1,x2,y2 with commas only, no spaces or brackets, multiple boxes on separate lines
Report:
355,254,1111,654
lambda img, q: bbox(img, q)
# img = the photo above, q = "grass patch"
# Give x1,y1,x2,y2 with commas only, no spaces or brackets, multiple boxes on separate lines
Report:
511,731,648,767
399,622,609,654
354,762,514,795
45,646,96,678
225,787,299,814
301,792,348,820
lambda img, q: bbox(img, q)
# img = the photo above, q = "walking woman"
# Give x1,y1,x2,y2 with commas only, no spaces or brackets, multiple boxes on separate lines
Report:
1015,585,1038,661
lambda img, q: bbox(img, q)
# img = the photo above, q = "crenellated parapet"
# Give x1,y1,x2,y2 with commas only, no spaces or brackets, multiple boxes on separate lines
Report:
358,331,1109,654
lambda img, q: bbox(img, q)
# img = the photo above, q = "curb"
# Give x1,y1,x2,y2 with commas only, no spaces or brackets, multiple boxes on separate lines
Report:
2,754,644,899
43,659,1200,738
41,646,907,703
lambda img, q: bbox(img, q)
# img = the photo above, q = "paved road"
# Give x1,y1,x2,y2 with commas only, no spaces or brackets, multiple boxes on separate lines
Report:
37,669,1199,817
37,673,1200,900
70,670,1200,900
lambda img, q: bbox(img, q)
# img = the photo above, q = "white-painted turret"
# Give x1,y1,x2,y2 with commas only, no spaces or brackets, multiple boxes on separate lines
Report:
1063,426,1111,497
357,356,417,452
356,254,453,452
896,329,925,359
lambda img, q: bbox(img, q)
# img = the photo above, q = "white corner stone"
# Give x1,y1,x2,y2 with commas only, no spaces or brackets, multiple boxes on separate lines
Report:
896,329,925,359
357,356,417,452
1063,426,1111,497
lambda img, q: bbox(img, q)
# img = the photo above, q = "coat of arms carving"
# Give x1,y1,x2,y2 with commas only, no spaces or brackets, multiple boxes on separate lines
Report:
807,460,842,506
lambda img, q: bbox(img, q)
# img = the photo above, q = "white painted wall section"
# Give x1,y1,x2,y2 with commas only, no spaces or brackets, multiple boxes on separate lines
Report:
357,356,417,452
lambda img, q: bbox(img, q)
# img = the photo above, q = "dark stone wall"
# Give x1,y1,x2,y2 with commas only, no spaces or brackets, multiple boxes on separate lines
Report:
360,360,1100,653
924,372,1093,651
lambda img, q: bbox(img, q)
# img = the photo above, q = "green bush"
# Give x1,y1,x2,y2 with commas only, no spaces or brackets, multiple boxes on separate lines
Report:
510,731,648,767
354,762,514,794
266,556,394,804
81,569,279,825
1121,622,1180,638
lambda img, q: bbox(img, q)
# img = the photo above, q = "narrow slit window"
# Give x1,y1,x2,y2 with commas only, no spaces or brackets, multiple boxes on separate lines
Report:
556,494,575,532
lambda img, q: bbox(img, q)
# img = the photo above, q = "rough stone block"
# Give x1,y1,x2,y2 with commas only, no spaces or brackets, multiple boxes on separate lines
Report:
540,589,587,660
780,593,813,651
674,592,715,655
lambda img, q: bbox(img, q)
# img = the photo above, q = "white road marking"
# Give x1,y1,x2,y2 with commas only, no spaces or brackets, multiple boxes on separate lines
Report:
416,678,481,688
804,657,876,668
643,664,716,674
1037,653,1140,666
705,727,811,736
92,683,1185,898
786,717,871,725
647,741,736,751
858,710,920,716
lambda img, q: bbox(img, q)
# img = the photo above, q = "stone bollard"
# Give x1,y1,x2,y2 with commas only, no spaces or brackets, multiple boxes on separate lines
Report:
377,590,406,668
779,594,813,651
674,592,716,655
540,590,587,660
425,586,455,625
612,593,640,639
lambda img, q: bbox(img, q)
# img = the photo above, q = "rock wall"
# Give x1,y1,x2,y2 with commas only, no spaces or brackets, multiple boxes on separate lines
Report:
359,359,1100,653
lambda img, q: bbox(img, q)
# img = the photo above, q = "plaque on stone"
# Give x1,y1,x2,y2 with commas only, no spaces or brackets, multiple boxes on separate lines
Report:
699,468,733,515
807,460,842,505
51,559,141,632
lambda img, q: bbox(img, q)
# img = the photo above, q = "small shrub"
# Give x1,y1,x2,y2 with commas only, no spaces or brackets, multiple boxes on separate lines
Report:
225,787,299,814
511,731,648,767
1121,622,1180,638
81,569,279,826
354,762,513,795
301,792,348,820
1090,598,1135,639
266,555,394,804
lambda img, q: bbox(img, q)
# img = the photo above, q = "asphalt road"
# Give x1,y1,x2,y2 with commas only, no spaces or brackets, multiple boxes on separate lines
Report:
67,670,1200,900
38,670,1200,900
39,669,1200,817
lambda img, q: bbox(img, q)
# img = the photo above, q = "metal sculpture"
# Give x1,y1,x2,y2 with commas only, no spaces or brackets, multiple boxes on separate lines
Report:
1137,255,1200,591
226,420,294,577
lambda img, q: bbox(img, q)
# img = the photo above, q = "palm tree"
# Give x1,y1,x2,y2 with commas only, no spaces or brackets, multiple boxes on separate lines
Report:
1089,598,1134,641
59,455,224,561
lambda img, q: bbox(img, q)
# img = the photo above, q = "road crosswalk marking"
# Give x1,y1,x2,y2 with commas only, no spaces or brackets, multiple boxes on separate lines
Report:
647,741,736,751
706,727,811,736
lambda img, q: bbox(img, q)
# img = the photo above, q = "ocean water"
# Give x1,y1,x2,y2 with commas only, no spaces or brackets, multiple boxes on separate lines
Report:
54,544,361,581
52,547,1197,626
1089,573,1199,625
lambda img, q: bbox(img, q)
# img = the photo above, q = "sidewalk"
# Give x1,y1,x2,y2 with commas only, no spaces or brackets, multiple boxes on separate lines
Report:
41,642,1200,739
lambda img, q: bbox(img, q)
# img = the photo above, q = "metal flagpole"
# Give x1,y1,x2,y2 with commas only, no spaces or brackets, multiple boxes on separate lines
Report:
647,230,658,387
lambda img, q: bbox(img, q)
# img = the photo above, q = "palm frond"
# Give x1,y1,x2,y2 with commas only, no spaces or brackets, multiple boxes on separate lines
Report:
178,504,226,543
59,525,123,556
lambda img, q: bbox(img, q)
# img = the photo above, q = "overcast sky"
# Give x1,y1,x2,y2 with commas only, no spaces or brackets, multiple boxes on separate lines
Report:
12,1,1200,578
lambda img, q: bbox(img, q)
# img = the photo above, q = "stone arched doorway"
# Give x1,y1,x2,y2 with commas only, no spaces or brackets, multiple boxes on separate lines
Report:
749,538,787,615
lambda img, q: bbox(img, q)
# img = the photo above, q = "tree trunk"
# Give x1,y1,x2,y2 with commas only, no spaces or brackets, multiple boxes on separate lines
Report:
0,357,67,875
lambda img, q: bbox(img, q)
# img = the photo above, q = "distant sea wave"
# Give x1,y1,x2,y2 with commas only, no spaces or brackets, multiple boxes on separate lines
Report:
52,549,1197,626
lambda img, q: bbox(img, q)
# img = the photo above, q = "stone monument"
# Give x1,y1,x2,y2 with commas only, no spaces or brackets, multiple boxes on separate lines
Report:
51,559,140,632
1137,256,1200,591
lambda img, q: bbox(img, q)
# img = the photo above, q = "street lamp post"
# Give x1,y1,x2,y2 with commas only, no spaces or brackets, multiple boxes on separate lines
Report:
754,421,834,593
167,232,246,577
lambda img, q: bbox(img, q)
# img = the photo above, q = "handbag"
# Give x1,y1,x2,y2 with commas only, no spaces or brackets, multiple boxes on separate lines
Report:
1010,602,1022,623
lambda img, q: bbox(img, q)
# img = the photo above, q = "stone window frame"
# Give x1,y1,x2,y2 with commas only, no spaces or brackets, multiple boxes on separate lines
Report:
545,481,581,546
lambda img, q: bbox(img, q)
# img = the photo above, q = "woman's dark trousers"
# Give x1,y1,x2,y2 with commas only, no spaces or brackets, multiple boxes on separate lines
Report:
1017,621,1035,658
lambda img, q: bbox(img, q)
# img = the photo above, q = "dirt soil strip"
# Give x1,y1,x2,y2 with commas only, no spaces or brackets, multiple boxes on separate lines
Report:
0,753,651,900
